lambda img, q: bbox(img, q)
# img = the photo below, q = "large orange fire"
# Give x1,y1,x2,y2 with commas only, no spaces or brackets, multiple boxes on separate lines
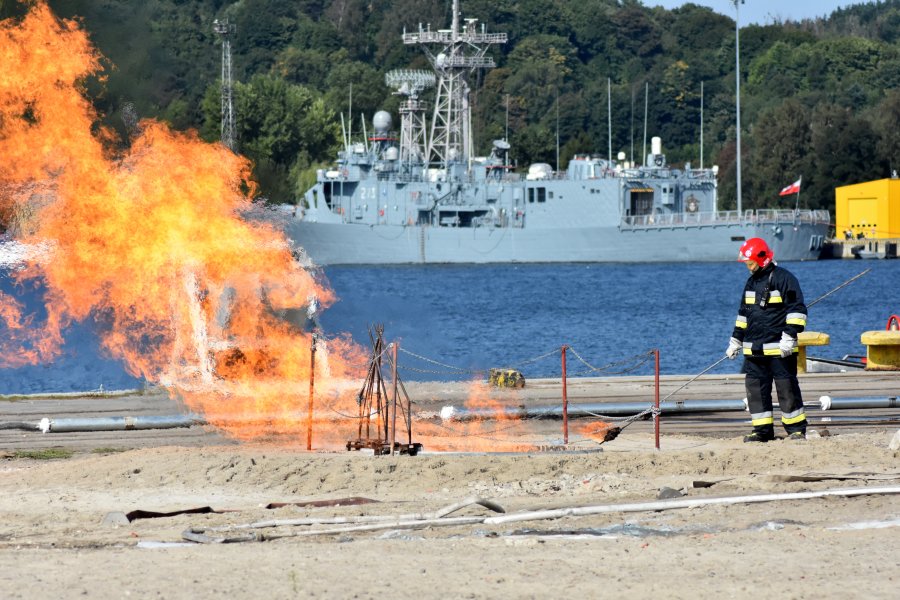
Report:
0,2,364,442
0,3,583,452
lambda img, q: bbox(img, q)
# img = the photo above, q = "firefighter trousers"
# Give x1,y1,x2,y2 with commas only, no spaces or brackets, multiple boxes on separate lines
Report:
742,355,807,436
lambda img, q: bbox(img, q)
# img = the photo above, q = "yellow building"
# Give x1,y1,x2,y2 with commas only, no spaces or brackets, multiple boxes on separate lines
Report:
835,177,900,240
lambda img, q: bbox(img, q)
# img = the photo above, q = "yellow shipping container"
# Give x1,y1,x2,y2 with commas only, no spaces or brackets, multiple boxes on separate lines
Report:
834,178,900,240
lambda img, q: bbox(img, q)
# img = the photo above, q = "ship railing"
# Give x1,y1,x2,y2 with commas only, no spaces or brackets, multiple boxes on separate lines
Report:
622,208,831,229
376,171,429,183
622,211,735,228
374,169,530,184
752,209,830,224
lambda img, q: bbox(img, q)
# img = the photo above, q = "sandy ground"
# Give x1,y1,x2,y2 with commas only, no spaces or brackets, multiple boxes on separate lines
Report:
1,428,898,599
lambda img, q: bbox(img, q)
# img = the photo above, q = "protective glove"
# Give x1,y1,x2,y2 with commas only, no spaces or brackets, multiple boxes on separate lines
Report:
726,337,742,359
779,332,796,357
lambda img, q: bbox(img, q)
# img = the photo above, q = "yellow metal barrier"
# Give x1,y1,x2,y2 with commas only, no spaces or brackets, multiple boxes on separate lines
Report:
860,330,900,371
797,331,830,374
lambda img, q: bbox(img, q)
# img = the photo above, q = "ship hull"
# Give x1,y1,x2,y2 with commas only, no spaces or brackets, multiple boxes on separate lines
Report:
287,219,827,265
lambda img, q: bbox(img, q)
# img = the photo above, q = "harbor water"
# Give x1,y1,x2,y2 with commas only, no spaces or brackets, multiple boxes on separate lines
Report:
319,260,900,380
1,260,897,393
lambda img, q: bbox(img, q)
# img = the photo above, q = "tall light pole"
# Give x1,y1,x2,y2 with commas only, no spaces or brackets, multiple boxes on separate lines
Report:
732,1,744,217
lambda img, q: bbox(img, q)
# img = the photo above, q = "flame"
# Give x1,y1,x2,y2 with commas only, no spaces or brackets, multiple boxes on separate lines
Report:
416,381,539,452
576,420,620,444
0,2,364,442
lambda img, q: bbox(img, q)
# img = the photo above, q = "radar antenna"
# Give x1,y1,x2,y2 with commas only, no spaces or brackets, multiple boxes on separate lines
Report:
213,19,237,151
402,0,506,168
385,69,436,168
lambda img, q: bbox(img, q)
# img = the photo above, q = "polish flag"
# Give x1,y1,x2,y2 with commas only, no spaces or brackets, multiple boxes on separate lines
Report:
779,177,801,196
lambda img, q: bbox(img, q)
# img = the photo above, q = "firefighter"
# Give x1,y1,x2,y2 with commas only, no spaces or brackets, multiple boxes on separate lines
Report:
725,237,808,442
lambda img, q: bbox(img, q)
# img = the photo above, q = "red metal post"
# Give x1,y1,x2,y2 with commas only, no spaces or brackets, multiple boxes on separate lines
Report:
561,345,568,445
654,348,660,450
307,334,317,451
390,341,399,455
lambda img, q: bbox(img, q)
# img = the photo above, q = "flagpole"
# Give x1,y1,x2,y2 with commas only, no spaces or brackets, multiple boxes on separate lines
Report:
732,0,743,218
794,175,802,213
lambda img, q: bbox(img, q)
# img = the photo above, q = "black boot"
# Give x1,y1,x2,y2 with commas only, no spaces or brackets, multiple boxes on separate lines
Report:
743,431,775,443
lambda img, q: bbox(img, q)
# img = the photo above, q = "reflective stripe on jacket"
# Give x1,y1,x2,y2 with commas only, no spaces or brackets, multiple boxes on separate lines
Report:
731,263,807,357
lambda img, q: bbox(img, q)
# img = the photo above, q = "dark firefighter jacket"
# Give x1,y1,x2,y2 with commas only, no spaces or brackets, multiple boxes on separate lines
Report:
731,263,807,357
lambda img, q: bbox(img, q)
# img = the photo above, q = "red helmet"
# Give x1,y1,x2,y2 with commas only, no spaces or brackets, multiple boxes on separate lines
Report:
738,237,773,268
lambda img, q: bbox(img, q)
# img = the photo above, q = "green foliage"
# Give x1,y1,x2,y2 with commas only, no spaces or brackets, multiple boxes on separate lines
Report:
91,447,128,455
13,448,74,460
29,0,900,212
872,89,900,172
746,98,812,206
227,75,339,201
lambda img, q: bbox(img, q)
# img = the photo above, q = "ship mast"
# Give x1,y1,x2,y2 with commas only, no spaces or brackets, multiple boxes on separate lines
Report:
386,70,436,169
403,0,506,169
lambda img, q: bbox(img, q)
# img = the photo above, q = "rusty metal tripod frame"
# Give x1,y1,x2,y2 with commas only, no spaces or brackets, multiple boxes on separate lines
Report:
347,325,422,456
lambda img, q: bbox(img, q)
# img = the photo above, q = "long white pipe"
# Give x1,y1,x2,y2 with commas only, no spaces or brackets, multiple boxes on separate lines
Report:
37,414,205,433
441,396,900,421
183,486,900,543
2,393,896,433
484,486,900,525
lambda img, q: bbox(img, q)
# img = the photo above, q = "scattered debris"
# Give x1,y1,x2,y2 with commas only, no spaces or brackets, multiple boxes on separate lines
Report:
827,517,900,531
124,506,226,522
508,523,680,539
182,496,505,544
749,519,806,531
101,511,130,527
136,540,195,549
178,486,900,544
758,472,900,483
692,478,733,489
265,497,379,509
890,429,900,451
657,487,686,500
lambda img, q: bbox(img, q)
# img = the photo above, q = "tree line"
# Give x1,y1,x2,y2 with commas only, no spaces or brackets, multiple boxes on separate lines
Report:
9,0,900,214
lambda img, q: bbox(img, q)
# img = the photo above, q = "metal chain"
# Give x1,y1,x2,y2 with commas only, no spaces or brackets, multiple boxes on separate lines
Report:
398,347,481,374
508,347,562,368
570,357,652,377
397,346,562,376
398,364,486,376
567,347,655,376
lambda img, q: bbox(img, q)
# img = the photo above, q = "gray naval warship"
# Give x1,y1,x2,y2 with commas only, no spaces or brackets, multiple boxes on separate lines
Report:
284,1,830,265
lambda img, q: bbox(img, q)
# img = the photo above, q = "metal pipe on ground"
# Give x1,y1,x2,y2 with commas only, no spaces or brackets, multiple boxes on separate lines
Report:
441,400,742,421
2,395,895,432
483,485,900,526
816,396,900,410
36,414,205,433
440,396,899,421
